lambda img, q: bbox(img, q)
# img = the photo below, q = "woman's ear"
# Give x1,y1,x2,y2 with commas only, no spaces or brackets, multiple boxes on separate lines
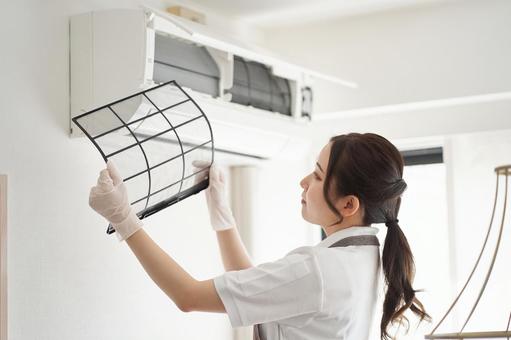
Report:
336,195,360,218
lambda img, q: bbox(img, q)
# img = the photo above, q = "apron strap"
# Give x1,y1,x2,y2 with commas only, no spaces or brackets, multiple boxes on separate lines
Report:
328,234,380,248
253,234,379,340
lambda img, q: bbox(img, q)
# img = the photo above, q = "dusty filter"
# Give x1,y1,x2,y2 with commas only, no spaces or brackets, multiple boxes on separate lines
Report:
72,80,214,235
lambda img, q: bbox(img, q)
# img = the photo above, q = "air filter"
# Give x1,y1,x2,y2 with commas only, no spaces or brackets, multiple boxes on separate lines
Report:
72,80,214,235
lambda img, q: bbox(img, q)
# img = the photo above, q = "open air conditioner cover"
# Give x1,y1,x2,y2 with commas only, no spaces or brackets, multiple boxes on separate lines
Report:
72,80,214,234
152,33,293,115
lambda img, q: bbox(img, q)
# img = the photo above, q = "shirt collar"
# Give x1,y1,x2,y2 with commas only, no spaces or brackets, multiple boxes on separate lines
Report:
315,225,379,248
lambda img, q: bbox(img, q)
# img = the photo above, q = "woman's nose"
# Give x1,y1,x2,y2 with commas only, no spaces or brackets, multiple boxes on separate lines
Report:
300,175,308,189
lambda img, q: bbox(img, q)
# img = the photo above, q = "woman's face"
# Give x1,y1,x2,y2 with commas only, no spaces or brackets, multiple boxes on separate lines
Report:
300,142,338,226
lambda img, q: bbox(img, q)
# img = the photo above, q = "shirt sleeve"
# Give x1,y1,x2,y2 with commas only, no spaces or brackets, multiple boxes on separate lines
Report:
213,248,324,328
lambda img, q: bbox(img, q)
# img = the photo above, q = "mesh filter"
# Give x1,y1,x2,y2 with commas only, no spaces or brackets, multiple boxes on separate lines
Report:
72,80,214,235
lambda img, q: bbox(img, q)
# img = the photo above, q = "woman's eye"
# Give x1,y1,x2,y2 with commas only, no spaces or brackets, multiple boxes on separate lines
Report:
313,172,320,180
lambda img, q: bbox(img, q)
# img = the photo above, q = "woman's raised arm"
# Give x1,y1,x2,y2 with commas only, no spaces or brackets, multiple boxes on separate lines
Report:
192,160,254,271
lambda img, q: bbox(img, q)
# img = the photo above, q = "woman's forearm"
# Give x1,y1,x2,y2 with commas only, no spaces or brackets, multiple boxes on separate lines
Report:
215,227,253,271
125,228,195,311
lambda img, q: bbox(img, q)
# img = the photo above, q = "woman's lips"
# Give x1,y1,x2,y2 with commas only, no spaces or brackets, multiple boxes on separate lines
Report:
301,199,306,204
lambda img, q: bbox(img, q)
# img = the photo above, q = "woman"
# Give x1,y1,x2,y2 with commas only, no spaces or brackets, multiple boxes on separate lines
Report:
89,132,431,339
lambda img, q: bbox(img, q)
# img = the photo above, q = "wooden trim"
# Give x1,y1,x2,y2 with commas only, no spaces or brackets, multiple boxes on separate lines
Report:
0,175,6,340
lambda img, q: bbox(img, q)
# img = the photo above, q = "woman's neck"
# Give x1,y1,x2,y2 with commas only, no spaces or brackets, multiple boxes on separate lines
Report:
322,219,368,237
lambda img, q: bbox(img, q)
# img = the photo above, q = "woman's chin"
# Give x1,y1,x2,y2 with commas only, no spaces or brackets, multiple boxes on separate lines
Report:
300,207,310,221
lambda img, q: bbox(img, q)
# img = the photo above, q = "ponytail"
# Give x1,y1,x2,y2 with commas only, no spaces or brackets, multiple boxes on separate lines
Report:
381,201,431,339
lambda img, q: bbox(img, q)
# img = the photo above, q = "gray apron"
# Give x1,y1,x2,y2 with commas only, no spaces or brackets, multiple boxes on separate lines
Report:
253,234,380,340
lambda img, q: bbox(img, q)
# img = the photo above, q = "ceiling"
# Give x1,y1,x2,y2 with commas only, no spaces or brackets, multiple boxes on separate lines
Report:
184,0,451,27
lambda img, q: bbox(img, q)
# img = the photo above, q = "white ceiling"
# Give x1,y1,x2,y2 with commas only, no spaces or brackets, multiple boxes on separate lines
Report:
185,0,451,27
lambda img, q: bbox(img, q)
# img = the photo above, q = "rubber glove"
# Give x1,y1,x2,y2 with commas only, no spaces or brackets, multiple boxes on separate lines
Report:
192,160,235,231
89,160,143,242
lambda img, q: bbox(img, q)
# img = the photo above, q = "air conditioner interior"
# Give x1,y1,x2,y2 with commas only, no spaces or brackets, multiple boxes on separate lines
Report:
229,56,292,116
154,33,220,97
153,33,295,116
301,86,313,119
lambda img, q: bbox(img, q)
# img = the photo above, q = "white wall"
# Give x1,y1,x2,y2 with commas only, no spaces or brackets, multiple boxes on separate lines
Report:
0,1,303,340
262,0,511,113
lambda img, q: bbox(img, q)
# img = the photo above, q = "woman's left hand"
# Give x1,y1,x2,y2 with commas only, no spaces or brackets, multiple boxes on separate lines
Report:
89,160,143,242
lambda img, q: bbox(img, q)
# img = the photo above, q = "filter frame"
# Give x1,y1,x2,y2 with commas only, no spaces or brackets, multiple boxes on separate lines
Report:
72,80,214,235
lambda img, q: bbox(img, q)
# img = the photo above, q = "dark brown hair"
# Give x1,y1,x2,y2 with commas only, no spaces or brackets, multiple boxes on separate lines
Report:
323,133,431,339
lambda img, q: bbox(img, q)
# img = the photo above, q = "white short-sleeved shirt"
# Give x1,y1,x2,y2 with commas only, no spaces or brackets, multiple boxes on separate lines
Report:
213,225,382,340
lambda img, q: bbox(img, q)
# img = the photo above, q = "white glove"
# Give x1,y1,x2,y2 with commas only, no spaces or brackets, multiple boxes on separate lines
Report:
89,160,143,242
192,160,236,231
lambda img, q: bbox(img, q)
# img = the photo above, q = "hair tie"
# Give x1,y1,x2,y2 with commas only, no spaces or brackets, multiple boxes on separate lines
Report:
385,218,399,227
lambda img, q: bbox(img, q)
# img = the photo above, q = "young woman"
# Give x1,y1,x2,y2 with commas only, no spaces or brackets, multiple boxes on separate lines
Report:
89,132,431,339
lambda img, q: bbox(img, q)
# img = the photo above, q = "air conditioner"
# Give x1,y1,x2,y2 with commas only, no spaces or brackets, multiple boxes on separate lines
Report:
69,7,356,165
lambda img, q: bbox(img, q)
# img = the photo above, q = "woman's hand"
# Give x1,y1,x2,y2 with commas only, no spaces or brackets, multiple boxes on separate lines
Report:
192,160,236,231
89,160,143,242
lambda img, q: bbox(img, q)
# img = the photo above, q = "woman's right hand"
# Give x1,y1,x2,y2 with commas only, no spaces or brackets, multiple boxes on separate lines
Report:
192,160,236,231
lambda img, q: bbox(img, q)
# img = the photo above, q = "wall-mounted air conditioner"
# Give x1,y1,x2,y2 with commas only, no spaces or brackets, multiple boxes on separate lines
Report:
69,7,356,164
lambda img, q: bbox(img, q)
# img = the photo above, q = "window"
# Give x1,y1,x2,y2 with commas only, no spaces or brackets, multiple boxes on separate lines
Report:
395,147,450,339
